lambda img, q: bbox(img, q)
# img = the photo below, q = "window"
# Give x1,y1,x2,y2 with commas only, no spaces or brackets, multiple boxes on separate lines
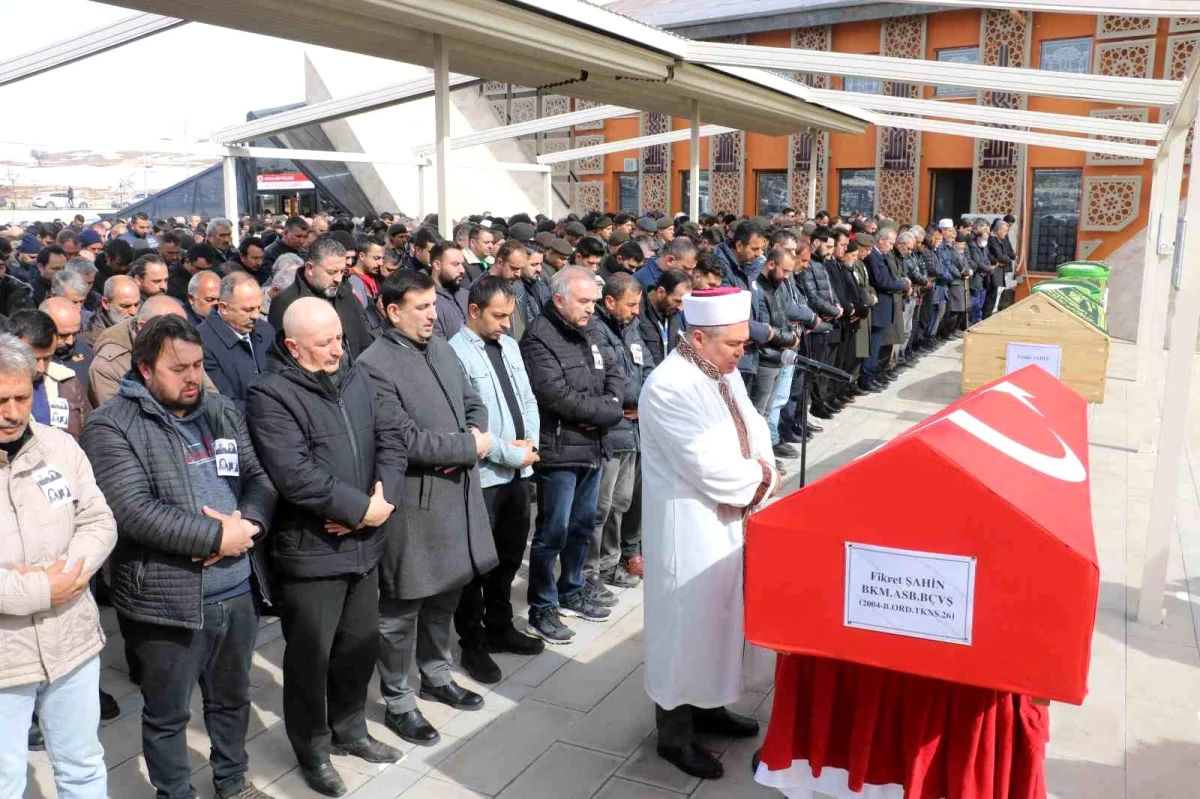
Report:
838,169,876,218
756,171,789,217
1029,169,1083,272
1040,38,1092,74
935,46,979,97
617,173,639,213
680,169,710,215
844,73,883,93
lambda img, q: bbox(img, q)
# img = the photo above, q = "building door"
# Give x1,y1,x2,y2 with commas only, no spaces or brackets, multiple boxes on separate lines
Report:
930,169,973,225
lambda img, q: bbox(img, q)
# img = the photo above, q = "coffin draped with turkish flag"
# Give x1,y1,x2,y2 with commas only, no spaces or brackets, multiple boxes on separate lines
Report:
748,365,1098,799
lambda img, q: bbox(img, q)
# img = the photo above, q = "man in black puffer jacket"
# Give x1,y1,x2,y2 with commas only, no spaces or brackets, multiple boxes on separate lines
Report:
587,273,653,594
245,297,410,796
519,265,624,644
82,315,277,799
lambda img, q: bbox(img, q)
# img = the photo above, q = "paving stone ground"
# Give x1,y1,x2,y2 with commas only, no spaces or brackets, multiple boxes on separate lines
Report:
25,339,1200,798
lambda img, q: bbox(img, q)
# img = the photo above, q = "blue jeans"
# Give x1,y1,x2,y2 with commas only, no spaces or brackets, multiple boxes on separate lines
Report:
767,364,795,445
968,290,985,325
862,325,887,379
0,655,106,798
528,466,602,614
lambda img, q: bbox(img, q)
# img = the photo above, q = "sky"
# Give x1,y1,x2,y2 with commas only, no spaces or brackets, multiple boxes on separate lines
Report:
0,0,382,194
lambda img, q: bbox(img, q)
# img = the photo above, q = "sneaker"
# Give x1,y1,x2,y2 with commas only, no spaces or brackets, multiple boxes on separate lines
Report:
559,594,612,622
622,555,644,578
602,567,641,588
529,609,575,644
583,577,619,608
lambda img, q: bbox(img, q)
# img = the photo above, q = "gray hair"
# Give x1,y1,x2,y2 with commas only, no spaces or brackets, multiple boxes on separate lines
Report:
273,253,303,273
103,274,132,300
307,236,346,265
267,263,299,294
896,231,916,247
0,334,37,379
548,265,596,300
208,217,233,234
907,226,925,242
876,228,897,243
219,272,257,302
51,269,89,298
187,269,219,297
64,256,97,278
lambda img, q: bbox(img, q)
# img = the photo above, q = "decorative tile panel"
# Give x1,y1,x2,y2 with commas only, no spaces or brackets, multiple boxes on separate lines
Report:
510,97,537,124
639,112,670,214
1087,108,1150,166
1093,38,1157,79
1168,33,1200,80
573,181,604,214
641,174,669,216
788,26,831,214
1171,17,1200,33
877,170,916,222
1082,176,1142,232
875,15,925,222
975,167,1018,215
573,135,605,175
1096,15,1157,40
543,94,570,118
709,130,744,215
539,137,572,177
791,25,831,88
574,98,607,131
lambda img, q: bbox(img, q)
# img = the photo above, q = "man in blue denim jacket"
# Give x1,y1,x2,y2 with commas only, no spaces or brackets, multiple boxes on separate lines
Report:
448,276,545,680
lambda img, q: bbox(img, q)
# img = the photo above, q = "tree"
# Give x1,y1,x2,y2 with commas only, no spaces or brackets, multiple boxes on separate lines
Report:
30,149,48,167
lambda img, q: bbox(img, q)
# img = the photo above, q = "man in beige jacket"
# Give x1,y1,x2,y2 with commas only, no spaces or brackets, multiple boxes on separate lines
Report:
0,334,117,797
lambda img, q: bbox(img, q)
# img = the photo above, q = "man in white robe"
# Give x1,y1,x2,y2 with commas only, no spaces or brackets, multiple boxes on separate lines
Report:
639,286,780,780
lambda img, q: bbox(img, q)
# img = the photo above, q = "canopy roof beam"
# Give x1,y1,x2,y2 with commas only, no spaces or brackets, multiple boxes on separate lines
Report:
412,103,636,156
902,1,1200,14
687,41,1182,106
869,113,1156,159
537,125,734,165
808,88,1167,140
216,74,482,144
0,12,185,88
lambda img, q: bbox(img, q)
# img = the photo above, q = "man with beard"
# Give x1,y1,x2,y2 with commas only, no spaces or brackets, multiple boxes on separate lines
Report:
82,315,277,799
359,271,497,744
402,226,438,273
638,269,690,370
268,236,374,361
515,241,552,330
488,241,531,338
83,275,140,347
130,254,170,301
349,236,384,308
430,243,469,340
96,239,135,286
40,297,92,389
167,243,217,303
206,219,236,264
31,246,68,306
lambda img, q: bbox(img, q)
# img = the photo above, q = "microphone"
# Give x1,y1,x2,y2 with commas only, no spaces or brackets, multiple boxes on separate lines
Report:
790,352,853,383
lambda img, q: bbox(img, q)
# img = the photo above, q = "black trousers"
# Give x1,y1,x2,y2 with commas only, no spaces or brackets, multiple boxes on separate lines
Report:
278,569,379,767
655,704,728,748
803,332,829,406
120,591,258,799
455,477,531,649
981,272,1000,320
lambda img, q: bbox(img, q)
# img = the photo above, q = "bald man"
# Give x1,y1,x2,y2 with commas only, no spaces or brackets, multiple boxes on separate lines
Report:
41,296,94,389
88,295,219,407
84,274,141,347
186,270,223,327
246,296,411,795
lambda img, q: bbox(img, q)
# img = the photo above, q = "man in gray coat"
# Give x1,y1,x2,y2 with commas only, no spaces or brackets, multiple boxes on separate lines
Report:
358,270,499,750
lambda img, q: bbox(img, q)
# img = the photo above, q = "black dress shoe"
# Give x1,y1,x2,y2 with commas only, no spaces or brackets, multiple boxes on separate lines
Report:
657,742,724,779
772,442,799,459
28,721,44,751
331,735,402,763
805,421,824,433
460,647,503,684
484,625,546,656
420,680,483,710
99,689,121,721
849,385,868,397
809,405,833,420
299,761,347,797
695,707,761,739
385,709,440,747
780,429,811,445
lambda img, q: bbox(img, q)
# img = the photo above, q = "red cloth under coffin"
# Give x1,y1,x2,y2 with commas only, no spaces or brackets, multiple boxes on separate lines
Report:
760,653,1049,799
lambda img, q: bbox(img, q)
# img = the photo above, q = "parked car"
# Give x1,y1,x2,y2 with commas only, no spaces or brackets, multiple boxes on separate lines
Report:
31,191,89,209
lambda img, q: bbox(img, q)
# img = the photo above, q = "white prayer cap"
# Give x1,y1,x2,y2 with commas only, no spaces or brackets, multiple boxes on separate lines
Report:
938,218,955,230
682,287,752,327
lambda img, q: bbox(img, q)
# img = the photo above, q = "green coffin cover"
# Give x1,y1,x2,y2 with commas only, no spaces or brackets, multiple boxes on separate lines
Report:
1031,284,1108,334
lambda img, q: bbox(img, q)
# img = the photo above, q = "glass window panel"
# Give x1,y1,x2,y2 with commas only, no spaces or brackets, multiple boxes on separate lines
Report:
618,173,639,213
680,170,711,215
756,171,789,216
842,75,881,94
935,46,979,97
838,169,876,218
1040,38,1092,74
1029,168,1082,272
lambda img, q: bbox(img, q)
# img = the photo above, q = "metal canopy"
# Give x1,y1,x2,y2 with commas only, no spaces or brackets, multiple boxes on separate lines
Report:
216,74,482,144
869,113,1157,159
0,12,185,88
687,41,1183,106
902,0,1200,13
102,0,866,138
411,104,636,156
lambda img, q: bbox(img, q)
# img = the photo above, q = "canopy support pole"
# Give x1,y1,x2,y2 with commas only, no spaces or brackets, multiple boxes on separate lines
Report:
222,156,239,246
433,34,451,239
807,128,818,220
689,99,700,220
543,170,554,218
1136,116,1200,627
417,163,426,220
